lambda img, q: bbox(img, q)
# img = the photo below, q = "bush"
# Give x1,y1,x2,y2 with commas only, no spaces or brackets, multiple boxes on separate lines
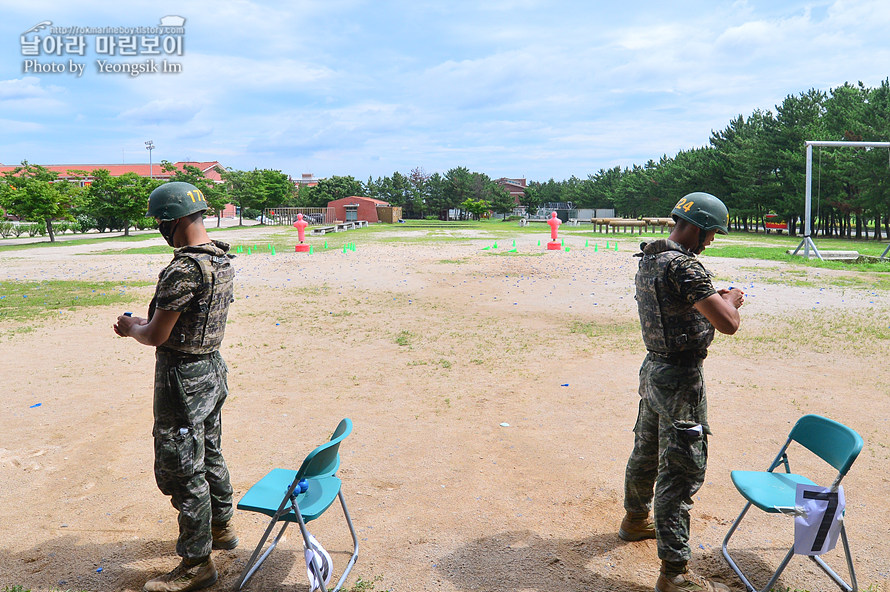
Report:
26,222,46,237
0,220,13,238
135,216,157,230
75,214,96,233
12,223,26,237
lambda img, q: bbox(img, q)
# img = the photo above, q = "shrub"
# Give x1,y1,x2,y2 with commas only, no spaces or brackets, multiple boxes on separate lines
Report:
75,214,96,233
0,220,13,238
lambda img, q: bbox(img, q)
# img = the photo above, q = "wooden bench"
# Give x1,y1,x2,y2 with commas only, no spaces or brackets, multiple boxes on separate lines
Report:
608,219,648,234
642,217,676,233
591,218,618,233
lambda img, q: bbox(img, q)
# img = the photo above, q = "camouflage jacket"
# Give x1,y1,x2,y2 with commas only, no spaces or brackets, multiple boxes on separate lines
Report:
634,239,716,356
149,240,235,355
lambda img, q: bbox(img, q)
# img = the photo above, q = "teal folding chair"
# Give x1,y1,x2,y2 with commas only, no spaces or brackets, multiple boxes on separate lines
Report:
722,414,863,592
235,418,358,591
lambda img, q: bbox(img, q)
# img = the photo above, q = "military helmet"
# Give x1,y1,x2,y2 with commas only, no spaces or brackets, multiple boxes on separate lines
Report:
147,181,208,221
670,192,729,234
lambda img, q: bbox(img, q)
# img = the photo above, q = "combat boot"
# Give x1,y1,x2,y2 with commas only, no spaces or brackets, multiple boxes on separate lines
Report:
143,557,218,592
211,521,239,550
655,560,730,592
618,510,656,541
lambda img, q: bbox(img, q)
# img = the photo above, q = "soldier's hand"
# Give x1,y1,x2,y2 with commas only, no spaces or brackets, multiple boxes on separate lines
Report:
114,314,147,337
718,288,745,309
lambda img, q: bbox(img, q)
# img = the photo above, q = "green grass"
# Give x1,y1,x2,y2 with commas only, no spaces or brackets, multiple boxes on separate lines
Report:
5,221,890,274
345,575,392,592
0,232,160,253
0,280,152,321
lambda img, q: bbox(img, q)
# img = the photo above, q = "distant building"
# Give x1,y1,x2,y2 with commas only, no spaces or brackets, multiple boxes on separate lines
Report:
494,177,527,205
293,172,320,187
494,177,528,217
0,161,224,186
328,196,389,223
0,161,236,217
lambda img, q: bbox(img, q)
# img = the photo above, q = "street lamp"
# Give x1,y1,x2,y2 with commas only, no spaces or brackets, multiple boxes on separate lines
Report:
145,140,155,179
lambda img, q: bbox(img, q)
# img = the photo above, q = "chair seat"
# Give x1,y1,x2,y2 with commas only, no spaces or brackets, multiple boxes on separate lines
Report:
238,468,342,522
730,470,816,513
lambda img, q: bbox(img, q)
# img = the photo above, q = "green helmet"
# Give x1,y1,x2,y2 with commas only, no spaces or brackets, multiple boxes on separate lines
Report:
147,181,208,221
670,192,729,234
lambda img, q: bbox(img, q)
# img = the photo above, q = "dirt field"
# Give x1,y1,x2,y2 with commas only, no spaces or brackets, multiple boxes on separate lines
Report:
1,225,888,592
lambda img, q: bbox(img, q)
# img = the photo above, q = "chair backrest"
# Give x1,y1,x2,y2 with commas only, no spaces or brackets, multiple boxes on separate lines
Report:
295,418,353,480
789,414,863,476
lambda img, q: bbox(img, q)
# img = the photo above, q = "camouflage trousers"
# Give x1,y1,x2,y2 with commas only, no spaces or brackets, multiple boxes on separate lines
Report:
153,349,234,560
623,353,710,562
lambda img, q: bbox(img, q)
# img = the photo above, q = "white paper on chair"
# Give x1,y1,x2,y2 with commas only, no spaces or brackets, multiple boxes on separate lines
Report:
793,484,845,556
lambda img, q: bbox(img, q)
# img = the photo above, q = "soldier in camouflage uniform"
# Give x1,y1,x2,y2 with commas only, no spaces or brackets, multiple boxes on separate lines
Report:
619,193,745,592
114,182,237,592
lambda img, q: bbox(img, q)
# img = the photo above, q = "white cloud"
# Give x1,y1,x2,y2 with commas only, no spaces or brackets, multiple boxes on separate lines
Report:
119,98,204,125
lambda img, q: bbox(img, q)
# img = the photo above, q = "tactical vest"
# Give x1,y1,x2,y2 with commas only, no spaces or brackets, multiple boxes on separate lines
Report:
635,240,714,355
153,241,235,355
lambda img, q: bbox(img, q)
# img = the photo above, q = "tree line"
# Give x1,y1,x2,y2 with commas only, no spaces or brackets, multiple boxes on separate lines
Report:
0,162,297,241
522,80,890,239
4,79,890,240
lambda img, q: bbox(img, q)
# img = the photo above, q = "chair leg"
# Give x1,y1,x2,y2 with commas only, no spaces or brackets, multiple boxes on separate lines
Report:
235,517,291,591
722,502,795,592
723,504,857,592
723,502,758,592
808,522,857,592
294,490,360,592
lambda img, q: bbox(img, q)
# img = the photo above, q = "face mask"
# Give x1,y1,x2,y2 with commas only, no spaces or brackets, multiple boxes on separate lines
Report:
159,219,179,247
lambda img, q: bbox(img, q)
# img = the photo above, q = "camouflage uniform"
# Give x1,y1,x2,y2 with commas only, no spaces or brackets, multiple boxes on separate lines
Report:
623,239,716,563
150,240,235,560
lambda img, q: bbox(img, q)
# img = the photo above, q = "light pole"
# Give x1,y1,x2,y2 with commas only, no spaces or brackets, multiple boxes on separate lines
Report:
145,140,155,179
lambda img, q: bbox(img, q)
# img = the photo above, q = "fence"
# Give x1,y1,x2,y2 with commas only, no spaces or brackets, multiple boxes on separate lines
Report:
261,207,335,226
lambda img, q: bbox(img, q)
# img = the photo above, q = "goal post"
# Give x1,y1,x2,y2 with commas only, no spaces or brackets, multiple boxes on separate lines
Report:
793,140,890,260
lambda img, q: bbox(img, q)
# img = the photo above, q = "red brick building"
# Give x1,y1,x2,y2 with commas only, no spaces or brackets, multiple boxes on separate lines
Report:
494,177,527,205
0,161,236,217
0,161,224,185
327,196,390,223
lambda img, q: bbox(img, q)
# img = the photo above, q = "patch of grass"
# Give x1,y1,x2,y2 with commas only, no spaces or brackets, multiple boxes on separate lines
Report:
569,319,639,340
0,280,152,321
346,575,391,592
395,330,413,347
0,232,159,253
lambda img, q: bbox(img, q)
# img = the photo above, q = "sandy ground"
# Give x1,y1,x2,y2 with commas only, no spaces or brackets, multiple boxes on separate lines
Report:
1,225,889,592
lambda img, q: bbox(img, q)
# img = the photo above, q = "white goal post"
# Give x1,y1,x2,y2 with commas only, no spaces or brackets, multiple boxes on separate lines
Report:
793,140,890,260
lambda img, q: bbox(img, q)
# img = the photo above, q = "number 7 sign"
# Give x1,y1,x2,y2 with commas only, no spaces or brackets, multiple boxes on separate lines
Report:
794,484,845,555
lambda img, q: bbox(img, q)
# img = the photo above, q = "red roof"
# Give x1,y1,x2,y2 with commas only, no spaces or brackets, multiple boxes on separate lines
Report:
0,161,223,181
328,195,390,206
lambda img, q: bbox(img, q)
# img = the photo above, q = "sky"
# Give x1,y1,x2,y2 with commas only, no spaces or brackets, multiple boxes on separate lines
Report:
1,0,889,182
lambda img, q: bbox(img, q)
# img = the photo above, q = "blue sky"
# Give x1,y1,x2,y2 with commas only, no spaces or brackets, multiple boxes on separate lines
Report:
1,0,889,182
